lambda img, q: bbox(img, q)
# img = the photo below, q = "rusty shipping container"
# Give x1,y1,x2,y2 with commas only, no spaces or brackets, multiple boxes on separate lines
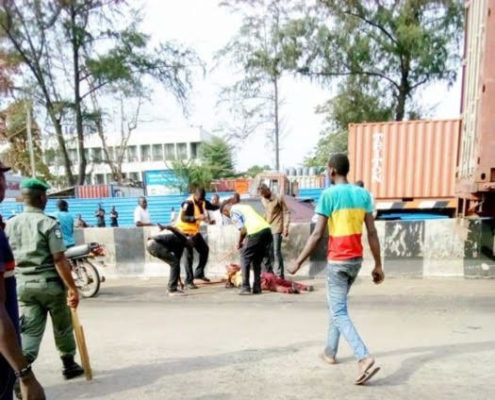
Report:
457,0,495,196
348,119,460,201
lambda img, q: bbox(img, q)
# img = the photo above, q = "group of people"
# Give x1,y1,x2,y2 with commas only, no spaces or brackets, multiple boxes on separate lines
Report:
144,184,293,296
0,152,385,400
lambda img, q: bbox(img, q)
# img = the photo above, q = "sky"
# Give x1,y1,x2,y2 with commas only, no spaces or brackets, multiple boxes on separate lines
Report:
135,0,462,172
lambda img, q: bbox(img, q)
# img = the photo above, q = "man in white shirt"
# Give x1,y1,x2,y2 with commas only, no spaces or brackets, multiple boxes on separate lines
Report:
134,197,153,227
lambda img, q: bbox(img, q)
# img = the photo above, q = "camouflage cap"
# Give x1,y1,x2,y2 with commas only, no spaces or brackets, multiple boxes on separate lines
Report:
20,178,50,192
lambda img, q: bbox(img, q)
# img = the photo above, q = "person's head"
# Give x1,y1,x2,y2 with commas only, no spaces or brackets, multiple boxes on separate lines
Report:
211,193,220,206
21,178,50,210
78,214,82,220
220,200,232,218
327,153,350,184
57,199,69,212
258,183,271,199
171,207,175,212
231,192,240,205
138,196,148,209
355,180,364,188
112,205,116,211
0,160,11,203
98,203,103,210
193,187,206,204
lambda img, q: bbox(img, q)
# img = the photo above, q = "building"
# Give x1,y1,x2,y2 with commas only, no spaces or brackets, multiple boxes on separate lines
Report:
44,126,212,185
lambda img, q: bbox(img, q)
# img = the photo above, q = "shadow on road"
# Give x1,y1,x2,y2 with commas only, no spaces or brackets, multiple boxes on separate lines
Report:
369,340,495,386
46,340,320,398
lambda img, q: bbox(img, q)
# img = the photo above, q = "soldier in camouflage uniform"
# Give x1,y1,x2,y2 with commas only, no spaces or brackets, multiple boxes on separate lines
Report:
5,178,84,381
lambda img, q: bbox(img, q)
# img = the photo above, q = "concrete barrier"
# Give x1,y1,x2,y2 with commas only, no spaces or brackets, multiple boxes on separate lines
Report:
76,218,495,279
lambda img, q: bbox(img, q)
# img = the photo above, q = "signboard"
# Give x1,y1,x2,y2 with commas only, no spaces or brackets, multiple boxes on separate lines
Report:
5,173,22,200
144,170,185,196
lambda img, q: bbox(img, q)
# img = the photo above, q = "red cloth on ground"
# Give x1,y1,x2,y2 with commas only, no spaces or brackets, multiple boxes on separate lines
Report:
260,272,308,293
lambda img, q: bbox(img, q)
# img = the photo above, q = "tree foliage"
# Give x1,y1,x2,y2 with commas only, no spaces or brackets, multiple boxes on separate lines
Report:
283,0,463,121
0,0,200,186
199,136,235,179
243,164,271,177
0,101,52,180
218,0,294,170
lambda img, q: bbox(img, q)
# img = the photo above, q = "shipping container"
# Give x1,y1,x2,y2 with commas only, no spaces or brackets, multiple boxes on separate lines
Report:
348,119,460,201
75,184,144,199
457,0,495,196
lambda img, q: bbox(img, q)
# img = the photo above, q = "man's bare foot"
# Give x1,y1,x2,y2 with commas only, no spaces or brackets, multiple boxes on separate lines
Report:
321,349,337,365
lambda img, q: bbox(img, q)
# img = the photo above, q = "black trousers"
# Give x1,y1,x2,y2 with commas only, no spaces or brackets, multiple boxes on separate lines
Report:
184,233,209,283
146,238,184,291
241,228,273,291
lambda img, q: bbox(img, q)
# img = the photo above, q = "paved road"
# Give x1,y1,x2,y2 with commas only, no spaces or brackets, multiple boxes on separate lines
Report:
33,277,495,400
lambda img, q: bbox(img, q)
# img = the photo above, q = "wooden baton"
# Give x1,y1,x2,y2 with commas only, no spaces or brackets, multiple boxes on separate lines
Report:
70,308,93,381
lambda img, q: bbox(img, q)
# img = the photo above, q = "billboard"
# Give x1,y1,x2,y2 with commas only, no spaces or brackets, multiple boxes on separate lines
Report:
5,173,22,200
144,170,185,196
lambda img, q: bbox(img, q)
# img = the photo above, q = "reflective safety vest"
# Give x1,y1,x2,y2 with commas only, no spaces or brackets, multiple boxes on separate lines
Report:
231,204,270,236
175,196,202,235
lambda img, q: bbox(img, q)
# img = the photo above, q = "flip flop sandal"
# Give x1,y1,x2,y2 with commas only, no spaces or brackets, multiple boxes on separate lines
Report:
355,365,381,385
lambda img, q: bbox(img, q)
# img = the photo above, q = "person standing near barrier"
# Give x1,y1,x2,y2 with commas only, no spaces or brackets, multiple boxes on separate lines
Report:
134,197,154,227
176,188,219,287
53,200,75,249
0,164,45,400
289,154,384,385
5,178,84,382
110,206,119,227
146,224,194,296
221,200,272,295
259,184,291,278
95,204,105,228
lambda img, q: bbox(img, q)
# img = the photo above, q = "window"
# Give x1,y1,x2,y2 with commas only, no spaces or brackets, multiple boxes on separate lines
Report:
127,146,138,162
95,174,104,184
190,143,200,159
130,172,140,181
141,145,151,162
108,147,114,162
84,149,90,162
165,143,176,160
92,148,103,163
106,173,113,183
177,143,188,159
152,144,164,161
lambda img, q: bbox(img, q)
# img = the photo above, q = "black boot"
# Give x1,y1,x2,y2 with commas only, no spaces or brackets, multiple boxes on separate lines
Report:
61,355,84,380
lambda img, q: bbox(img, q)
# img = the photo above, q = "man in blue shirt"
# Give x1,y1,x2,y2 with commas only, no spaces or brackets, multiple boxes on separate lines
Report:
53,200,75,248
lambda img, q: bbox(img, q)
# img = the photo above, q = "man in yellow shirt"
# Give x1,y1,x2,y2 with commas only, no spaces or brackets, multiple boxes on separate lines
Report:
221,200,272,295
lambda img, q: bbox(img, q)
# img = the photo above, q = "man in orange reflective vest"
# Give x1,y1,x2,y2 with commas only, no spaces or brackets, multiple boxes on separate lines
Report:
175,188,219,288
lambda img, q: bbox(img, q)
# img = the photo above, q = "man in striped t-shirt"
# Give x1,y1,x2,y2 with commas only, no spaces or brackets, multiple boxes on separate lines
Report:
289,153,384,385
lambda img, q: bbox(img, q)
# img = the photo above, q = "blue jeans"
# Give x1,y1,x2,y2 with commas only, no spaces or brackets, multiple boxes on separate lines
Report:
325,262,369,361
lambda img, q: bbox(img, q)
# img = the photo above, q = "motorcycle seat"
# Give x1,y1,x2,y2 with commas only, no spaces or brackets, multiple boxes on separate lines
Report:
65,244,91,259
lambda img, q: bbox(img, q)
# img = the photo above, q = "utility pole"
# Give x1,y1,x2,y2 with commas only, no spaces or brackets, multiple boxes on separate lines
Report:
25,100,36,177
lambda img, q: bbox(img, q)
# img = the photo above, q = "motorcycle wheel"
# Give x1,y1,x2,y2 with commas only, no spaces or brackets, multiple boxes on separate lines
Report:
76,259,101,298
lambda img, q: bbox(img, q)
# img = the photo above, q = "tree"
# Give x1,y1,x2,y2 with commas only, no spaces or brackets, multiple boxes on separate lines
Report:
0,1,199,185
0,101,52,180
199,136,235,179
283,0,463,120
218,0,295,170
243,164,271,177
170,159,213,194
304,75,395,166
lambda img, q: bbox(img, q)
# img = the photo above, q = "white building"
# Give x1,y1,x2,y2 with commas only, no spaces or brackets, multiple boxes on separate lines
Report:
45,126,212,185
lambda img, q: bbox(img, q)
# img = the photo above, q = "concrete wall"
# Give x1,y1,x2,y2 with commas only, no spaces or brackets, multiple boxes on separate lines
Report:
76,218,495,280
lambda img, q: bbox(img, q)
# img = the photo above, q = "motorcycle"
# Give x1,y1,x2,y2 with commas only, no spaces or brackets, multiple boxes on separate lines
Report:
65,242,106,298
